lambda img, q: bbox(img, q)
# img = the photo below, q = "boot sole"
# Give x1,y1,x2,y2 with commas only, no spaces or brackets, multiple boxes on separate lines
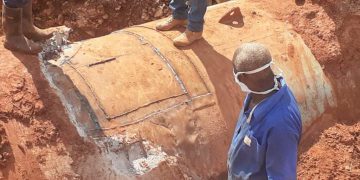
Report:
156,23,188,31
173,36,203,47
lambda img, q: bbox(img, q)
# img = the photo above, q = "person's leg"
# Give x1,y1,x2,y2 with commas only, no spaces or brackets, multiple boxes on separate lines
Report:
187,0,207,32
2,0,42,54
173,0,207,47
3,0,28,8
169,0,188,20
156,0,188,31
22,0,62,41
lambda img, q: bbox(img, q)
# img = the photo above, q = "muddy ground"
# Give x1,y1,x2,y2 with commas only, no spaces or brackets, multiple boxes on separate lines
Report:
0,0,359,179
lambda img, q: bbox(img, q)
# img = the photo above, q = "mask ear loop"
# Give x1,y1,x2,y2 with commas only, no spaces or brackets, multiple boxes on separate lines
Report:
233,70,242,85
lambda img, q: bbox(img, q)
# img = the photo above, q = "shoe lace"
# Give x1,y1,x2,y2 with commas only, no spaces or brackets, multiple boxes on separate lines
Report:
166,17,174,23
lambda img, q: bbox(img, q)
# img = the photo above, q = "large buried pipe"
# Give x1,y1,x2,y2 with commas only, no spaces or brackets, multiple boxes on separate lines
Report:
42,0,337,179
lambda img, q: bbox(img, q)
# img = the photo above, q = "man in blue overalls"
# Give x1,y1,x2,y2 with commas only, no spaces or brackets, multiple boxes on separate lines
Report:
156,0,207,47
2,0,60,54
228,43,302,180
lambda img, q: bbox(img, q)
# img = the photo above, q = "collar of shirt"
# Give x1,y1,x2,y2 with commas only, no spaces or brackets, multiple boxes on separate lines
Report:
243,77,287,125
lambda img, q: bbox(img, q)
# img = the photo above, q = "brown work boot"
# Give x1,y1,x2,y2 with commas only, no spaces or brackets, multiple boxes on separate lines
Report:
156,16,187,31
173,29,203,47
2,2,42,54
22,1,65,41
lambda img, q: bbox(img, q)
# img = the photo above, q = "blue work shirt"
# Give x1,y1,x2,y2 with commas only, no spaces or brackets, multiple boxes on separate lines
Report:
228,77,302,180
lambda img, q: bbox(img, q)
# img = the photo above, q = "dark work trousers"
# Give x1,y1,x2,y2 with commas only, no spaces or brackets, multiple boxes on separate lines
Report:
4,0,29,8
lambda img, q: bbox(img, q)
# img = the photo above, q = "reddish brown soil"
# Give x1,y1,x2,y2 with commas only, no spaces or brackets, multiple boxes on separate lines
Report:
0,41,95,179
0,0,171,41
0,125,10,172
0,0,359,179
280,0,360,178
298,122,360,179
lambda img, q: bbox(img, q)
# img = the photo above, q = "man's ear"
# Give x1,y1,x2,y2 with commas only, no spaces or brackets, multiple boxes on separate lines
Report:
237,73,244,81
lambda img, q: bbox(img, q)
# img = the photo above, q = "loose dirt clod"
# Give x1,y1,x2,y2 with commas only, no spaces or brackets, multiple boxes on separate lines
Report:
39,28,71,61
0,125,10,168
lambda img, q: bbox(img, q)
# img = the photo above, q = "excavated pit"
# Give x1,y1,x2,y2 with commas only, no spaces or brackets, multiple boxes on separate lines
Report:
0,0,359,179
40,1,341,179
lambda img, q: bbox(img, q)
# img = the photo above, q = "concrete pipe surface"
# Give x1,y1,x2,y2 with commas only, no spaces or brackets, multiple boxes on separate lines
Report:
42,0,337,179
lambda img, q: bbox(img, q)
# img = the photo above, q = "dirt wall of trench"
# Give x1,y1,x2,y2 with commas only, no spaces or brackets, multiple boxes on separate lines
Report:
287,0,360,178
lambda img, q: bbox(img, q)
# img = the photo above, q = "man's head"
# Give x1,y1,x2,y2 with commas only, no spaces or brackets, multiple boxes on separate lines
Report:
232,43,275,93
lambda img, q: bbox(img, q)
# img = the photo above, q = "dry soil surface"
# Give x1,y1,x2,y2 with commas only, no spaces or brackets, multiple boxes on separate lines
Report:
298,122,360,179
0,42,96,179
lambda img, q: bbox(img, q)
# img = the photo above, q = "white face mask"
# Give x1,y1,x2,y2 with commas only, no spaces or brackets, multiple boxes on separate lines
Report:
233,61,283,95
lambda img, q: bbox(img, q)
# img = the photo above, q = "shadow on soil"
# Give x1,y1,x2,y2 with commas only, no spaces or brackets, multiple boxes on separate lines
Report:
179,37,241,180
180,38,243,134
